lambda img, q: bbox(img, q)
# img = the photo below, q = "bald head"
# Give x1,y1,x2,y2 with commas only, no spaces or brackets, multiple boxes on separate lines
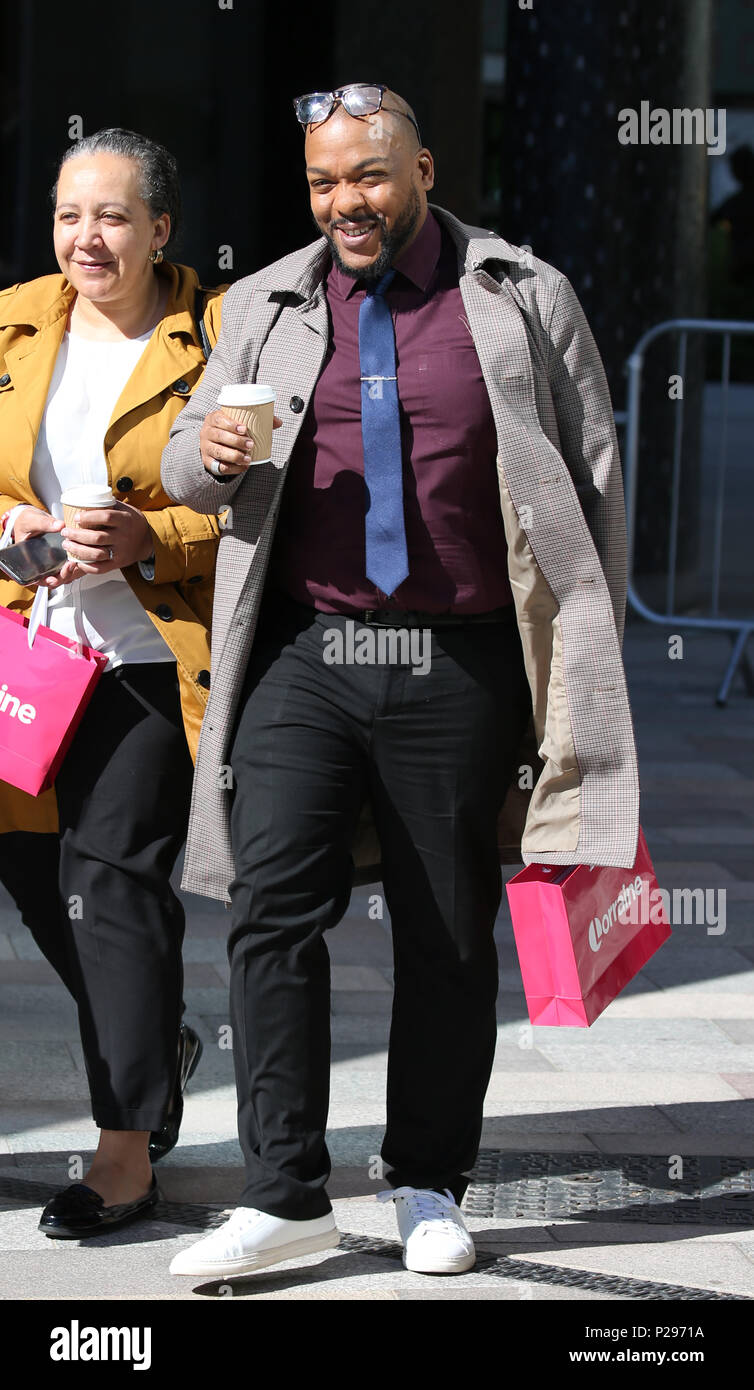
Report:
380,89,422,145
303,86,421,153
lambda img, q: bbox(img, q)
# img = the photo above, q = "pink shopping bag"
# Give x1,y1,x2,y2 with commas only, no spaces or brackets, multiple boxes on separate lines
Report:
0,606,107,795
505,827,671,1027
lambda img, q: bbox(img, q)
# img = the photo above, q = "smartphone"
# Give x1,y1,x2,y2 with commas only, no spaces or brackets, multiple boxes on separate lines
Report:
0,531,69,585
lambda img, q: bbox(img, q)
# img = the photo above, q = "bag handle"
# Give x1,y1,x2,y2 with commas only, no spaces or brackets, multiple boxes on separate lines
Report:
27,584,47,649
0,507,48,649
0,503,32,551
193,288,213,362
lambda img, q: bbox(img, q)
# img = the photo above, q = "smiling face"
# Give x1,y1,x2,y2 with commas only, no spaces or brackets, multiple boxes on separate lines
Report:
304,99,434,281
53,152,170,304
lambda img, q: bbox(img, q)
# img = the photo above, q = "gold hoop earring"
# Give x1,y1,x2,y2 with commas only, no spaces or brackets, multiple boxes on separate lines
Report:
148,248,164,264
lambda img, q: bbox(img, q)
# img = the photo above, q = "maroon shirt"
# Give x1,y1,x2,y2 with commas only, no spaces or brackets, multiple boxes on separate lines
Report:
267,210,514,614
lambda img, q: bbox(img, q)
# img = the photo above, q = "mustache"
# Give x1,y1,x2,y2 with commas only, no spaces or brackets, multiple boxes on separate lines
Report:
329,213,386,231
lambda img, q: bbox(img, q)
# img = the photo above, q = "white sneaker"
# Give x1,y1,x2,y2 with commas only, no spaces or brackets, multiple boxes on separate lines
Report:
169,1206,340,1278
377,1186,476,1274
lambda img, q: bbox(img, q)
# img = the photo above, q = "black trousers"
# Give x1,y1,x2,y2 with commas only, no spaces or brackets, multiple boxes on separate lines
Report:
227,590,532,1219
0,663,194,1131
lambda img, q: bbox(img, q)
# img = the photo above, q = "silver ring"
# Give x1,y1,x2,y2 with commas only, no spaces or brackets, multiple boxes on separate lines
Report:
210,459,224,478
107,547,114,561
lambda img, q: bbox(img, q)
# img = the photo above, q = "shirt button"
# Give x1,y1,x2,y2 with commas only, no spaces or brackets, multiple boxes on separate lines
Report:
173,379,190,394
155,603,174,622
116,476,133,493
197,669,211,688
187,574,204,584
0,374,10,387
289,395,304,413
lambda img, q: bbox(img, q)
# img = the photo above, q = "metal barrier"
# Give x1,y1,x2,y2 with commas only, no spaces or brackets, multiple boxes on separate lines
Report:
622,318,754,705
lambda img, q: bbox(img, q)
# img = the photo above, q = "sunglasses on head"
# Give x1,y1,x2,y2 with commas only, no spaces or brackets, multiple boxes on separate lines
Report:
293,84,422,144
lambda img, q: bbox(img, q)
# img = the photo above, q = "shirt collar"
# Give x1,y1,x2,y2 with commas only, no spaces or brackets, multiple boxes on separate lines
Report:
328,209,442,300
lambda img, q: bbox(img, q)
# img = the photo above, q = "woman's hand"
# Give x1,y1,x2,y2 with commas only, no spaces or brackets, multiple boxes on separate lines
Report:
11,505,64,545
60,502,153,576
5,506,80,589
200,409,282,477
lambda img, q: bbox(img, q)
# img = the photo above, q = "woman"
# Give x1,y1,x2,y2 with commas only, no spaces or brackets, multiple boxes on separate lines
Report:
0,128,227,1237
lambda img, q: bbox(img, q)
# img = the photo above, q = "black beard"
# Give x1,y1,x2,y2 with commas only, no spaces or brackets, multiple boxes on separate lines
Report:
317,187,422,282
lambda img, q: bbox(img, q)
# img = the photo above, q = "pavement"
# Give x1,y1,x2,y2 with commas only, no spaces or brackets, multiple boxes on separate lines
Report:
0,616,753,1302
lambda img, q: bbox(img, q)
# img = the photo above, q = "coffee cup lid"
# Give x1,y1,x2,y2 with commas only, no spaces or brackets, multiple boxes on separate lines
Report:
60,486,117,506
217,384,276,406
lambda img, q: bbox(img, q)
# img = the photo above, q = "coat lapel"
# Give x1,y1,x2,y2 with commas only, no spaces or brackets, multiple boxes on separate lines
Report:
105,265,207,439
1,295,70,500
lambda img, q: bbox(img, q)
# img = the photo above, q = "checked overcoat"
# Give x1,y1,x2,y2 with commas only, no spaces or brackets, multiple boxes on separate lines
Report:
161,204,641,904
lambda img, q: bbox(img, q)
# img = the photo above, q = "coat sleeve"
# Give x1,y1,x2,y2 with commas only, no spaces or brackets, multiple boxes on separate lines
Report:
546,274,627,647
140,284,228,583
161,279,250,515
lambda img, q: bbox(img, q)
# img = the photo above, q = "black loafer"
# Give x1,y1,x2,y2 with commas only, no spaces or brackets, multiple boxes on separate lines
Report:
148,1024,204,1164
39,1175,160,1239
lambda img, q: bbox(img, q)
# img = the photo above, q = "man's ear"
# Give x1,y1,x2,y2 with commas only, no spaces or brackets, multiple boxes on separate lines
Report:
417,151,435,191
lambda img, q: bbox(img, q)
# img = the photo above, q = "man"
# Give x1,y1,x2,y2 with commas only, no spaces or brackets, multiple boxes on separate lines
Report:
162,83,639,1279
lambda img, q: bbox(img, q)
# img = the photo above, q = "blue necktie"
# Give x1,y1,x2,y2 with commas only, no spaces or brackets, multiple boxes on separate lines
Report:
358,270,409,597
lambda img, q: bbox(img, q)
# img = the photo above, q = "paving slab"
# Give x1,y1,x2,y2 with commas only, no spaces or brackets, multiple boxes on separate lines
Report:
331,966,392,991
390,1285,621,1300
544,1221,754,1246
511,1239,754,1298
654,1102,754,1134
589,1133,754,1156
603,991,754,1018
330,991,394,1015
0,961,63,984
720,1074,754,1099
0,1010,80,1041
479,1129,599,1151
534,1044,754,1073
527,1018,731,1045
482,1072,742,1106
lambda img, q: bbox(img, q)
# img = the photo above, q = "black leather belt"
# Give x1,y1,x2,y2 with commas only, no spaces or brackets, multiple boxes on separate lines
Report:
354,605,516,628
269,591,517,629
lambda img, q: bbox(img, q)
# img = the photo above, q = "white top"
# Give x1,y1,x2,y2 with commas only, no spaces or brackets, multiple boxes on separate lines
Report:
28,329,175,670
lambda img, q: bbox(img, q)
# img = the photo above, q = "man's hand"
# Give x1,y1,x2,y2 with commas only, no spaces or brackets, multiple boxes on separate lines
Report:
200,409,282,478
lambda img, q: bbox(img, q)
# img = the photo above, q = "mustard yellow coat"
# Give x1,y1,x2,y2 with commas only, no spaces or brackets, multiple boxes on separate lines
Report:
0,261,225,834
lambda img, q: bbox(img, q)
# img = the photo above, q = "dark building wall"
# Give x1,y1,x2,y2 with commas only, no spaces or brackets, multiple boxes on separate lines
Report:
1,0,484,288
500,0,715,582
0,0,334,286
333,0,484,226
501,0,713,398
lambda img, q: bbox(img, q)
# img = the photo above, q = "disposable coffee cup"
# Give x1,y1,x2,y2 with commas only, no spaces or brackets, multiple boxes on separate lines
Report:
61,485,118,529
217,384,276,465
